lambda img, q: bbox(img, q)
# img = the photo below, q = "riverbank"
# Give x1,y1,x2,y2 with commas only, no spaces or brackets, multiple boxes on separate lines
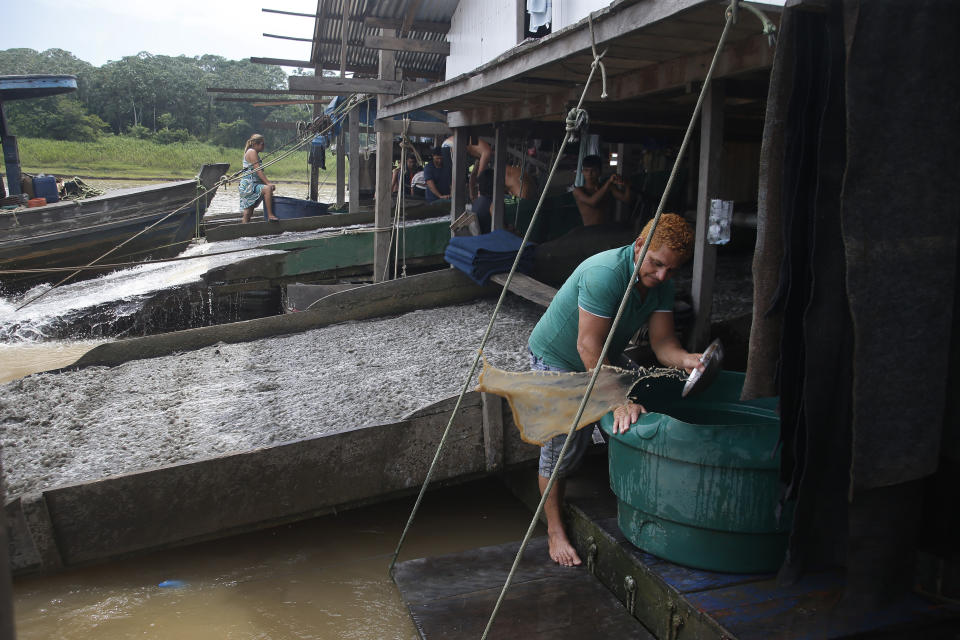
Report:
7,135,339,182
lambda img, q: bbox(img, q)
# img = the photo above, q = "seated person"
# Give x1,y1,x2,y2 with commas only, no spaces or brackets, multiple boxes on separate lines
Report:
572,154,632,226
391,155,422,197
473,168,494,233
410,169,426,199
423,147,452,202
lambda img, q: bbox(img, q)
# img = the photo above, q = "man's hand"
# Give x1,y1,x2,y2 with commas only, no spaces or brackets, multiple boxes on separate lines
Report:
680,352,706,374
612,402,647,434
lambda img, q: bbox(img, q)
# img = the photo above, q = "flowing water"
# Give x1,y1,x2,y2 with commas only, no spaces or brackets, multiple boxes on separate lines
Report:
12,478,546,639
0,180,376,380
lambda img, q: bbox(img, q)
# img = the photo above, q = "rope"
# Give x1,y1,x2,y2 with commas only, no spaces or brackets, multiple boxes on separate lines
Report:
388,14,608,578
479,4,740,637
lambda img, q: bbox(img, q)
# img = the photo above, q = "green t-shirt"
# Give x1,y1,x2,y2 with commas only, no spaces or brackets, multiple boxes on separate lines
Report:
528,244,675,371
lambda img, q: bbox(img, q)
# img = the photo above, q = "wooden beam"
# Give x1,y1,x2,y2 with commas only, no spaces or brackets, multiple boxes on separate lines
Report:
374,28,398,283
289,76,423,96
310,63,323,202
439,34,771,127
336,128,345,207
339,0,349,77
374,119,450,136
251,99,331,107
489,273,557,308
263,33,313,43
492,126,507,230
445,91,572,127
688,80,724,352
348,110,360,214
363,16,449,34
399,0,424,37
608,35,773,102
207,88,313,96
363,35,450,56
262,8,318,18
249,56,316,68
451,129,467,227
481,393,504,472
376,0,725,120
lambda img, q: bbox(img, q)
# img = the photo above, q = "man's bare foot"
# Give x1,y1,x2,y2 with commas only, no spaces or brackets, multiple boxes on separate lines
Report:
548,530,582,567
267,216,279,221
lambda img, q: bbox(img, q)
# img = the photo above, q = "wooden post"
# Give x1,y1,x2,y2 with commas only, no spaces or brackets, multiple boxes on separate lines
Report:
309,64,323,202
0,454,14,640
450,128,468,228
688,80,724,352
492,126,507,230
614,142,626,222
373,29,397,282
336,130,345,207
481,393,505,472
348,110,360,213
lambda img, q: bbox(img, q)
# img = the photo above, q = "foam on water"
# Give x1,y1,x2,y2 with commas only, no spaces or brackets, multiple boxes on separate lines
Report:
0,222,395,344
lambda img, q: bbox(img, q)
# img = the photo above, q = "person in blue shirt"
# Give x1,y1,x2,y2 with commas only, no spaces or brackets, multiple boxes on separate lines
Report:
527,212,704,566
423,147,452,202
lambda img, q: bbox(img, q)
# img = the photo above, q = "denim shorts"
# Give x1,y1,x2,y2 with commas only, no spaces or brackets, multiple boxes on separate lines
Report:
529,349,601,479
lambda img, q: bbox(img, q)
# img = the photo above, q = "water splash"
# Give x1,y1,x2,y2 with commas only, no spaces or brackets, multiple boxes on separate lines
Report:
0,226,374,344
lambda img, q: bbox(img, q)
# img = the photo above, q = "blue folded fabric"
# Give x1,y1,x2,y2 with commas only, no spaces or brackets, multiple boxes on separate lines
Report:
444,229,536,284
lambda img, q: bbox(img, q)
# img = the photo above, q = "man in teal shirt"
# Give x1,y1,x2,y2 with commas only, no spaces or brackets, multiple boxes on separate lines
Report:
528,213,703,566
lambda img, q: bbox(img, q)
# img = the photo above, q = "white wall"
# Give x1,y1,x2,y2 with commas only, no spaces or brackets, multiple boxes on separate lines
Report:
446,0,522,80
553,0,612,31
445,0,619,80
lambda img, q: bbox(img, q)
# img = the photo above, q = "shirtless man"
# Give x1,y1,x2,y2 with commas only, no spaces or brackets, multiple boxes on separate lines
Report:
444,135,493,199
572,154,632,226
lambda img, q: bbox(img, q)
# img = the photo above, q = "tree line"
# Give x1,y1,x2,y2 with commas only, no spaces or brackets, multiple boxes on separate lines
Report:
0,48,314,147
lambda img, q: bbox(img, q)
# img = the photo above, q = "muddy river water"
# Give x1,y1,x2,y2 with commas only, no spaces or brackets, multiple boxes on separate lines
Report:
12,478,545,639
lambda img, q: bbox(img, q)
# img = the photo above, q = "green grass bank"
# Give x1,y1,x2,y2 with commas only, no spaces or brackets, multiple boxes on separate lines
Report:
14,136,337,182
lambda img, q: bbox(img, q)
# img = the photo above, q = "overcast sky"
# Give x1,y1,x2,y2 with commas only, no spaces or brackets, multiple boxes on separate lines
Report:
4,0,318,67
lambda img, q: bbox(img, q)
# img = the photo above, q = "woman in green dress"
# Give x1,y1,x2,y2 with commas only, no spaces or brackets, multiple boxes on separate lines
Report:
238,133,277,223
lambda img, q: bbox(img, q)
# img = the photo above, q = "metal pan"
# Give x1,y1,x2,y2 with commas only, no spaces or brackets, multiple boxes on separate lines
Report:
682,338,724,398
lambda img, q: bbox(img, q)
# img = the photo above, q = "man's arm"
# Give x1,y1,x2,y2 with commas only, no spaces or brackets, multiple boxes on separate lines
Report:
648,311,703,372
576,307,613,370
577,308,646,433
571,177,615,208
610,176,632,203
426,179,449,199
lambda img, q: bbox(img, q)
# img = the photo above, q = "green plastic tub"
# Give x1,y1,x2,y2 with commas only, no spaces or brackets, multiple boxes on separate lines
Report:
599,371,789,573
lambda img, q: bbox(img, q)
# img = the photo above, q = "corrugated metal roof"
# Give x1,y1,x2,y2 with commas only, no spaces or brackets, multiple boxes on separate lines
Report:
309,0,457,79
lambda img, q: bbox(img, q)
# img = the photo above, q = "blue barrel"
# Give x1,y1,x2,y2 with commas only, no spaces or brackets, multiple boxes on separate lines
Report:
32,174,59,203
600,371,790,573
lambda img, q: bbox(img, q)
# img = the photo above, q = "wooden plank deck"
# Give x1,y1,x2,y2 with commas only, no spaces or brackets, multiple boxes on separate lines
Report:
500,455,960,639
489,272,557,308
393,536,655,639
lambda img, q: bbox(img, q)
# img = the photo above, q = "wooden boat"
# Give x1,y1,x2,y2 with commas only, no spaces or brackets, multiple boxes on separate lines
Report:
0,75,229,292
0,164,229,292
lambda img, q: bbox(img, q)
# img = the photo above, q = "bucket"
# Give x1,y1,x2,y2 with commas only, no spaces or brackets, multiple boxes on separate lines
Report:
27,197,47,208
600,371,789,573
32,174,59,203
270,196,329,220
